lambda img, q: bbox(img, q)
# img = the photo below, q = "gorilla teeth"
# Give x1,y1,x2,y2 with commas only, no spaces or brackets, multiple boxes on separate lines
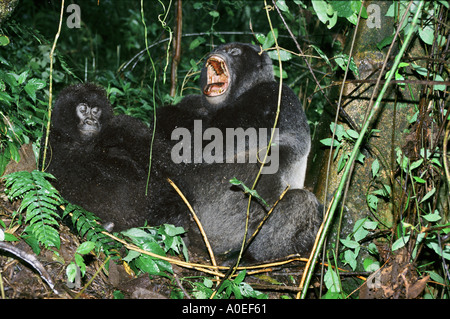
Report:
204,56,229,96
207,58,227,76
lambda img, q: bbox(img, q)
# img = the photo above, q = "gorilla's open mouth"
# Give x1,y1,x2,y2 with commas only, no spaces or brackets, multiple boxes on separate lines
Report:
203,55,229,97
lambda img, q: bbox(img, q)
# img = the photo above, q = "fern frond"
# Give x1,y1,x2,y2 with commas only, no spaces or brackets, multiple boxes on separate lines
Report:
63,202,122,258
3,170,62,249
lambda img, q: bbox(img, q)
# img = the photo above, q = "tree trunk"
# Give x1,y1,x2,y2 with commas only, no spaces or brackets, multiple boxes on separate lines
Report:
307,0,422,233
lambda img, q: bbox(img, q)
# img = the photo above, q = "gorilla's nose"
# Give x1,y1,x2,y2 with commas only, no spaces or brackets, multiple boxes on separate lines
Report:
84,118,98,126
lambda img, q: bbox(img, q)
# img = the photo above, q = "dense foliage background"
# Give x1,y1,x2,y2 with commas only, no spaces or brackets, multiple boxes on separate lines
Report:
0,0,448,300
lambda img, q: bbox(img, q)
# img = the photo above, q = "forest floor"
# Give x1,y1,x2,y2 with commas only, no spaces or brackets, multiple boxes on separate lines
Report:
0,180,312,299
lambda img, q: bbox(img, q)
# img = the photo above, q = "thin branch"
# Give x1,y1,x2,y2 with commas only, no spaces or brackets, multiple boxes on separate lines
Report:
170,0,183,97
0,242,59,294
41,0,65,171
166,178,219,275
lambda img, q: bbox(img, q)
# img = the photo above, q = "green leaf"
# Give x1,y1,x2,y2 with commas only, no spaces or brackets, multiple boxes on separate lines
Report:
420,188,436,203
433,74,446,91
235,270,247,284
363,220,378,230
161,224,185,237
367,194,379,211
189,37,205,50
123,249,141,263
267,49,292,62
419,24,435,45
7,142,20,163
312,0,337,29
208,10,219,18
77,241,96,255
75,253,86,276
346,129,359,140
422,211,441,222
229,178,269,207
334,54,359,78
377,35,395,50
24,78,46,102
344,250,357,270
426,239,450,260
309,44,332,68
203,277,214,289
425,270,445,284
410,159,423,171
320,138,340,147
392,235,410,251
371,159,380,178
363,257,380,272
66,262,78,283
411,64,428,76
340,238,360,249
324,267,340,293
136,255,161,275
353,219,370,242
331,0,356,18
275,0,290,12
0,35,10,46
263,29,278,49
413,176,426,184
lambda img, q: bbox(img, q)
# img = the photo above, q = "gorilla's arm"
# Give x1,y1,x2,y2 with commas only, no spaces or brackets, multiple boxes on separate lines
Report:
152,95,207,140
98,114,152,173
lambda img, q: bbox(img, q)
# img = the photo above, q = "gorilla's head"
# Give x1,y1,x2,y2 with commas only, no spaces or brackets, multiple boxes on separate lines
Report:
52,83,113,141
200,42,274,110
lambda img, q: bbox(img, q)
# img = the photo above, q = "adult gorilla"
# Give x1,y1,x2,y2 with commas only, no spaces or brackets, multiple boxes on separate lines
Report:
152,43,322,262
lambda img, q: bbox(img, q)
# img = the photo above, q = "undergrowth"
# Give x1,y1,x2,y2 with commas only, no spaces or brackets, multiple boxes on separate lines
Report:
1,0,449,299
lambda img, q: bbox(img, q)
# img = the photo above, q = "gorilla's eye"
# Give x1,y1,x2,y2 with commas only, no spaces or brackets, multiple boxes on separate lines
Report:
92,107,101,117
229,47,242,56
77,103,88,114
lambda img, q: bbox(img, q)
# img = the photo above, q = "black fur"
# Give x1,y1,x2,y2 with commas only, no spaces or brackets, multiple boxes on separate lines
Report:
152,43,321,261
43,83,154,229
44,43,322,262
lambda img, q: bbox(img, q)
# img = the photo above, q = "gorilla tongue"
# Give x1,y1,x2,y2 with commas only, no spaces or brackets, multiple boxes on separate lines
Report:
204,56,229,96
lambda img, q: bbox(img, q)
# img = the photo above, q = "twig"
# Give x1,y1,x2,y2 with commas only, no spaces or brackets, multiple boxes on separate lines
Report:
244,185,290,250
100,230,224,277
173,273,191,299
41,0,65,171
443,119,450,192
0,242,59,295
166,178,218,274
170,0,183,97
0,271,4,299
75,256,110,299
335,79,450,86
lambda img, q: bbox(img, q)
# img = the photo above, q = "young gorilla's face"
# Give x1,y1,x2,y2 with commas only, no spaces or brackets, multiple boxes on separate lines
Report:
76,103,102,139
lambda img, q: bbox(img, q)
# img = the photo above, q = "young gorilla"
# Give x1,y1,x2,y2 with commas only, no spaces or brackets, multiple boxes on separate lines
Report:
153,43,321,262
42,83,184,230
